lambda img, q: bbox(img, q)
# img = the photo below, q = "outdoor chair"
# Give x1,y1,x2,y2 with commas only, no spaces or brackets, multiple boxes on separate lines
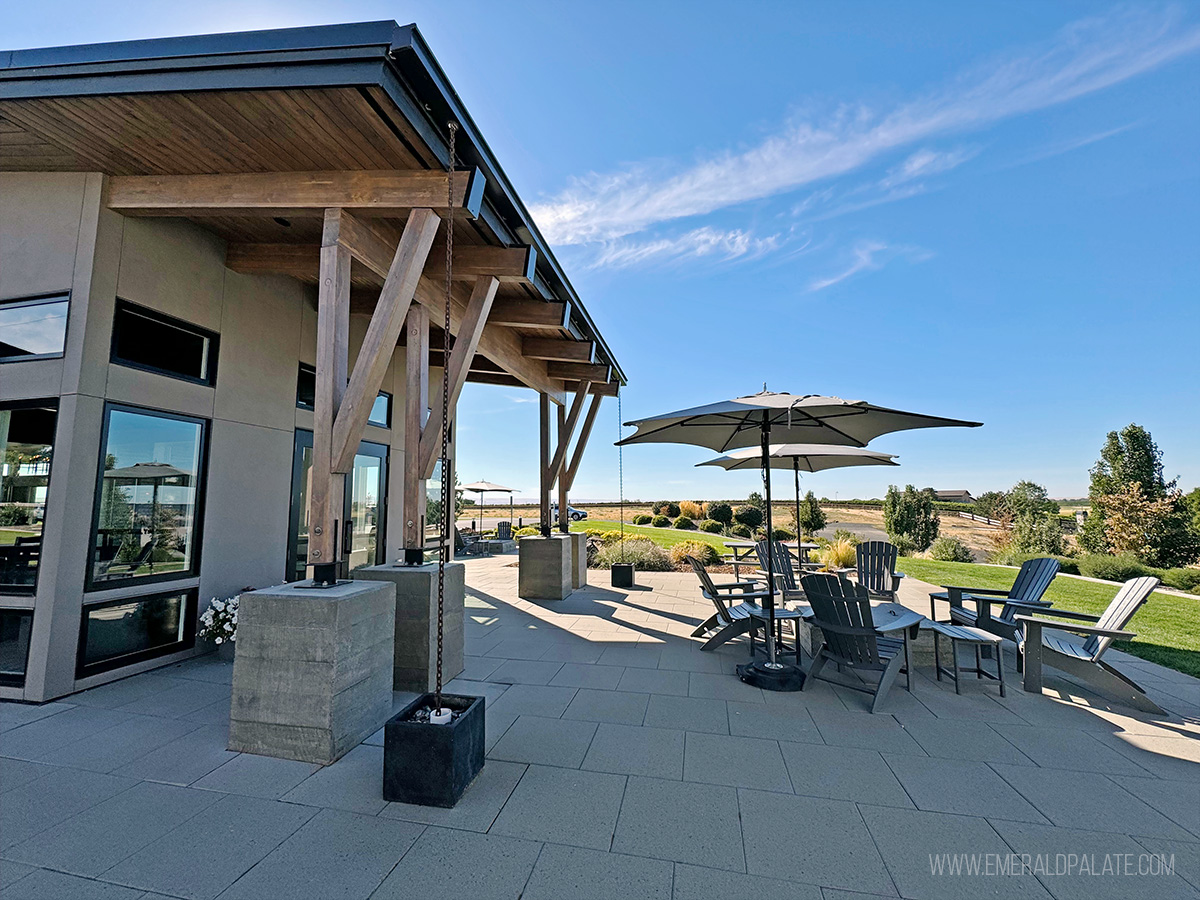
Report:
496,521,512,541
929,557,1059,668
1016,575,1164,714
855,540,905,600
687,555,803,658
799,572,924,713
754,540,804,601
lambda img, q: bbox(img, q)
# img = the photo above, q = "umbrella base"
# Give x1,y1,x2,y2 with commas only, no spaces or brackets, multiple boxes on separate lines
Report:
737,660,805,692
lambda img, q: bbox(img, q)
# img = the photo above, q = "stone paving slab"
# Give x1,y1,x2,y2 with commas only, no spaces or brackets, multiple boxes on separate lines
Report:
1,554,1197,900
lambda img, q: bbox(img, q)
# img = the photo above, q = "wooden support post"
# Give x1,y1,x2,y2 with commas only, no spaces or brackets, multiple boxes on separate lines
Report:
564,395,604,492
419,276,500,478
331,207,440,473
309,210,352,578
557,403,569,533
539,393,552,537
546,381,591,483
403,304,430,551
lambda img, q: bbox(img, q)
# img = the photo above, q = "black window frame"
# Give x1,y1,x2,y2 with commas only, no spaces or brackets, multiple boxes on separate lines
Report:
86,402,210,592
0,292,70,362
0,398,59,596
296,363,391,427
75,588,197,678
110,299,219,387
0,608,34,687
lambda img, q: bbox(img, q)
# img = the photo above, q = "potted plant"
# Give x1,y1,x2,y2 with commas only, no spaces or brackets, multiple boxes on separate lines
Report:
198,594,239,660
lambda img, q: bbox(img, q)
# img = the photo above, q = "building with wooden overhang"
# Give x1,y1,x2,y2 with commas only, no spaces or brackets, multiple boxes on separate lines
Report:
0,22,624,701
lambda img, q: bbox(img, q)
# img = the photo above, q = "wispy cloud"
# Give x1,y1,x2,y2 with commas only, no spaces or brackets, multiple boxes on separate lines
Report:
531,7,1200,249
585,226,790,270
878,146,978,189
1003,122,1141,169
807,241,931,291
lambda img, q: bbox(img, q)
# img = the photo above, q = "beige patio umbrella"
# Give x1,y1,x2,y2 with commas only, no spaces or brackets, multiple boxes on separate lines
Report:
459,481,517,529
618,390,981,691
697,444,899,537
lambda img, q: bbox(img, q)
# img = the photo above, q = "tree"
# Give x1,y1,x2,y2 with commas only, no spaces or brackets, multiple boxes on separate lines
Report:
1185,488,1200,534
1007,481,1059,518
746,491,765,510
1009,511,1065,556
882,484,940,551
1081,425,1198,564
733,505,763,530
974,490,1011,521
794,491,826,538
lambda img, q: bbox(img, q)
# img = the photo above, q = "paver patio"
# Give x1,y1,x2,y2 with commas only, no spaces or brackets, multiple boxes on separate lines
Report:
2,553,1198,899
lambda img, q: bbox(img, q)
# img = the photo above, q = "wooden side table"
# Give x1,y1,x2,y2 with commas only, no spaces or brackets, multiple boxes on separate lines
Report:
928,622,1006,697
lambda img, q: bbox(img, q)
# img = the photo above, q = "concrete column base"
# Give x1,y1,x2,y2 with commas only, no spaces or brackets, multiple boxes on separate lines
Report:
355,563,465,692
563,532,588,589
229,580,395,765
518,535,573,601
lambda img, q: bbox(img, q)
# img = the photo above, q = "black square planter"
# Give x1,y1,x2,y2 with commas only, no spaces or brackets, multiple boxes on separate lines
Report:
611,563,635,587
383,693,485,807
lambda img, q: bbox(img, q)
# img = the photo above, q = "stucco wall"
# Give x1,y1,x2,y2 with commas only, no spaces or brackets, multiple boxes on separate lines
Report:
1,172,432,700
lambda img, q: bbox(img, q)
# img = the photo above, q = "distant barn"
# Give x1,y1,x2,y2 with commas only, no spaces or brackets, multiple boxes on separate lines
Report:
934,489,974,503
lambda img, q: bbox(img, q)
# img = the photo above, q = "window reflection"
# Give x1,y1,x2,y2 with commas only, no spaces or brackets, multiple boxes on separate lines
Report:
0,295,68,360
91,407,205,585
78,592,192,675
0,404,56,592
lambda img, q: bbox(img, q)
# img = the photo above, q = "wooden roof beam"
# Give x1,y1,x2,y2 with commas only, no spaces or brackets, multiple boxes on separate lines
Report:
226,241,535,284
546,361,610,382
565,379,620,397
488,298,569,330
107,169,485,218
521,337,594,363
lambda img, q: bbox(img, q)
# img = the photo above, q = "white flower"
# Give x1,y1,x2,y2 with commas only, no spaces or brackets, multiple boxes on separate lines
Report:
214,637,223,644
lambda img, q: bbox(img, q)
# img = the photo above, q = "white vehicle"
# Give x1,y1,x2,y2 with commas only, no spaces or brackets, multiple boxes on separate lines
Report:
550,504,588,521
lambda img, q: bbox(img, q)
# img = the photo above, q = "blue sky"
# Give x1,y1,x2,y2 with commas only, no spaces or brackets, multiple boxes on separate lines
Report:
8,2,1198,502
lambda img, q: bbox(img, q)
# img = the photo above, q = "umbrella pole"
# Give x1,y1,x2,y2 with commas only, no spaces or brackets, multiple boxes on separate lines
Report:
794,458,802,540
760,411,777,664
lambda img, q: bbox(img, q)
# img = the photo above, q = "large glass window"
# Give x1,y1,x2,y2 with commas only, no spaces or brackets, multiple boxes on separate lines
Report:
111,301,218,385
90,406,206,587
0,294,68,361
1,403,56,593
77,591,194,676
296,364,391,427
0,609,33,686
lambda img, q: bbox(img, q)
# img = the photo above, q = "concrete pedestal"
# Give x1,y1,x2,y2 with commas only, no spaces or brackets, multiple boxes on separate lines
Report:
229,580,395,765
563,532,588,589
355,563,465,692
518,535,572,601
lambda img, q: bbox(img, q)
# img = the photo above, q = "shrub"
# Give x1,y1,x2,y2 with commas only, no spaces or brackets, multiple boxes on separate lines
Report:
747,491,765,509
699,519,724,534
928,536,974,563
891,534,917,556
601,530,626,544
632,514,652,525
594,538,672,571
730,523,752,538
1161,568,1200,593
1077,553,1154,582
833,529,862,546
817,537,857,569
882,484,939,551
990,549,1080,575
651,515,671,528
0,505,30,526
673,516,696,530
707,501,733,526
679,500,706,520
668,540,721,568
771,527,795,541
653,501,681,518
795,491,826,538
514,526,540,537
734,505,763,529
1009,511,1065,556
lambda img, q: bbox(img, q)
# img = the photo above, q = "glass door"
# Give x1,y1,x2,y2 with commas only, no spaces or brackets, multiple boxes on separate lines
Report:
287,431,388,581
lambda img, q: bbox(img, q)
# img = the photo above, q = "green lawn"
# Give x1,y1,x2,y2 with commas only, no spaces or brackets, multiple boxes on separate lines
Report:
899,558,1200,678
569,520,733,553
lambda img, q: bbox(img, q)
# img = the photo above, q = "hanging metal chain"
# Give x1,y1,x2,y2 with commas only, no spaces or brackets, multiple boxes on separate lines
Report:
435,122,458,711
618,393,625,561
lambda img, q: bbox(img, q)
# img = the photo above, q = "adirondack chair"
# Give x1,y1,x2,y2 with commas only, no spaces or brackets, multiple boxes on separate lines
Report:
855,541,904,600
687,556,804,658
799,573,924,713
1016,576,1164,714
754,540,804,601
930,557,1060,656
